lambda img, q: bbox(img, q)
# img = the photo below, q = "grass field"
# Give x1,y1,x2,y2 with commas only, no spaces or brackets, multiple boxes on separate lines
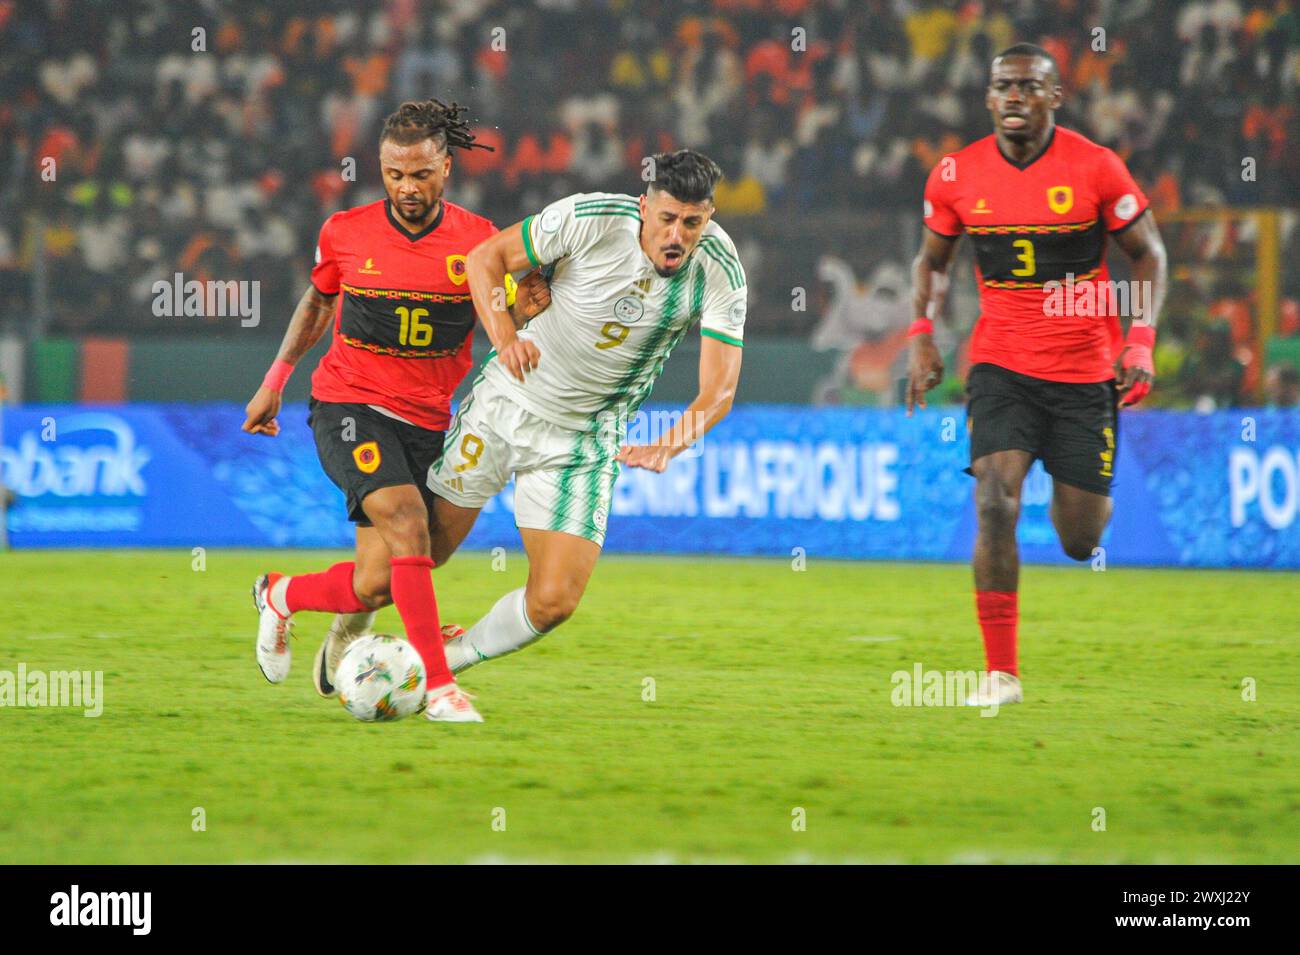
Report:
2,549,1297,864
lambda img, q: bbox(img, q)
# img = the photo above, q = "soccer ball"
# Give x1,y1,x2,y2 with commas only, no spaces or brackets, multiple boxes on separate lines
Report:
336,635,427,722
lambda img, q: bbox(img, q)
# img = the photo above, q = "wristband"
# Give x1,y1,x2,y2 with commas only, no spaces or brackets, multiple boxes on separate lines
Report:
907,317,934,338
261,359,294,393
1126,323,1156,349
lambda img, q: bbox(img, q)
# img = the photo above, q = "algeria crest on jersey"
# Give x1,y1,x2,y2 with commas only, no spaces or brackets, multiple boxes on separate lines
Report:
614,296,645,324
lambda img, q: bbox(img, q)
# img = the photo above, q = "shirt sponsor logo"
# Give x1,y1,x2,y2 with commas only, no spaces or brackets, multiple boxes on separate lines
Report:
359,257,382,275
970,198,993,215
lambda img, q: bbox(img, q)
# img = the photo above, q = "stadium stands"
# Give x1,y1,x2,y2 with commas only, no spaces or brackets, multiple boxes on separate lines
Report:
0,0,1296,406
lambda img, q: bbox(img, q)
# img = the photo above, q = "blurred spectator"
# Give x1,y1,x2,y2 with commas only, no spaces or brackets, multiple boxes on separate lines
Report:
1264,362,1300,406
1180,323,1247,410
0,0,1293,398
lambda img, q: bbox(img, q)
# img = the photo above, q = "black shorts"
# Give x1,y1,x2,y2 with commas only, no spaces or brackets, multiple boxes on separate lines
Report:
308,398,445,525
965,362,1119,496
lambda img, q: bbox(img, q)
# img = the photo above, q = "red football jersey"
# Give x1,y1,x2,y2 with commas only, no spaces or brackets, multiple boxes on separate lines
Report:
309,198,497,430
923,125,1149,383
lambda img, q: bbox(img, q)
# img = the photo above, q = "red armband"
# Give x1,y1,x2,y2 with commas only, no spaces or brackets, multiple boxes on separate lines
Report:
261,359,294,393
907,317,934,338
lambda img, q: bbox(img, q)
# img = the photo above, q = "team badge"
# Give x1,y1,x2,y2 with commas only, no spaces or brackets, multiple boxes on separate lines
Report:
353,441,381,474
446,254,468,286
1047,186,1074,214
614,296,645,324
592,506,608,531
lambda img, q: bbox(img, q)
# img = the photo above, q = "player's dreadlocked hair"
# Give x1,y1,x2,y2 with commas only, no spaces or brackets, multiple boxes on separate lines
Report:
646,149,723,204
379,99,494,153
993,43,1060,84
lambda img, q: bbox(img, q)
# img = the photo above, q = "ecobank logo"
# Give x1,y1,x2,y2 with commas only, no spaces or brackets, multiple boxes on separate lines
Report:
50,885,151,935
0,414,149,498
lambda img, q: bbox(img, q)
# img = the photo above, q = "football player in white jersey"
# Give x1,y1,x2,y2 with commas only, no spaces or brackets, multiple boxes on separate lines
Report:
422,149,747,691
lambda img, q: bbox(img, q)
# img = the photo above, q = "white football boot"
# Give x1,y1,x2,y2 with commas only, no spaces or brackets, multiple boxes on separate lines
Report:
424,683,484,723
313,616,372,698
252,573,294,684
964,670,1023,707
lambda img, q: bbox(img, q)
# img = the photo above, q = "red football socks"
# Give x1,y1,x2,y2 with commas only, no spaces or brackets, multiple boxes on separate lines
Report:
284,562,368,615
975,590,1018,676
389,555,453,688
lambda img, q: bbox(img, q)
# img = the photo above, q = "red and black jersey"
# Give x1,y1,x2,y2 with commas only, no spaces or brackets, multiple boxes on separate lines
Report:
923,125,1149,383
309,198,497,430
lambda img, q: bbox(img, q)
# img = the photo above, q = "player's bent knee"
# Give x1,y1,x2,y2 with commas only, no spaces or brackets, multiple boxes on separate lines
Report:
526,586,580,632
353,573,392,609
428,541,455,568
1060,533,1101,562
355,585,392,610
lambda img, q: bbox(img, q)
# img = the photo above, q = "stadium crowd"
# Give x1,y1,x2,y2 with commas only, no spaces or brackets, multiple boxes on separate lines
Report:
0,0,1297,405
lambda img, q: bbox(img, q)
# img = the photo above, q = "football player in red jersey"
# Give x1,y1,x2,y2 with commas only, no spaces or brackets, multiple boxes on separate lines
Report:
241,100,549,723
905,44,1168,706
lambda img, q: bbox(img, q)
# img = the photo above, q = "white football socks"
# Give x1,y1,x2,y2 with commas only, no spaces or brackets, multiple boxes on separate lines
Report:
329,611,376,638
267,576,292,619
444,587,545,673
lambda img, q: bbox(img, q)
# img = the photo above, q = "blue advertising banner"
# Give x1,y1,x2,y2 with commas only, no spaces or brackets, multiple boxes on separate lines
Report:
3,403,1298,568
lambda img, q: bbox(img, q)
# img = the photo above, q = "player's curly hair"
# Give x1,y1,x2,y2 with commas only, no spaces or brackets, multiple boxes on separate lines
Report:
379,99,494,153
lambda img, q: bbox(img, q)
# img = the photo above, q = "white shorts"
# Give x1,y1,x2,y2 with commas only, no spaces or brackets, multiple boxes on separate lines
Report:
428,375,620,546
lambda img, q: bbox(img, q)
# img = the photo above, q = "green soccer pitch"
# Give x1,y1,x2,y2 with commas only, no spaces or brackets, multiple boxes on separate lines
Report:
1,550,1296,863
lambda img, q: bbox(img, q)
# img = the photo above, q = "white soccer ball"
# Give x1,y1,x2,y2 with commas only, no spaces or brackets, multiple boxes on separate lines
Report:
336,635,427,722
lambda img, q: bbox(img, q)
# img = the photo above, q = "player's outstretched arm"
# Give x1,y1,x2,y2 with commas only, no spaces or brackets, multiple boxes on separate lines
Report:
466,222,541,382
1111,211,1167,406
906,230,960,415
617,337,742,473
242,284,337,436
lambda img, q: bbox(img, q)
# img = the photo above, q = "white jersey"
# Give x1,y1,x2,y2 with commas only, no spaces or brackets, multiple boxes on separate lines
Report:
480,192,747,433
